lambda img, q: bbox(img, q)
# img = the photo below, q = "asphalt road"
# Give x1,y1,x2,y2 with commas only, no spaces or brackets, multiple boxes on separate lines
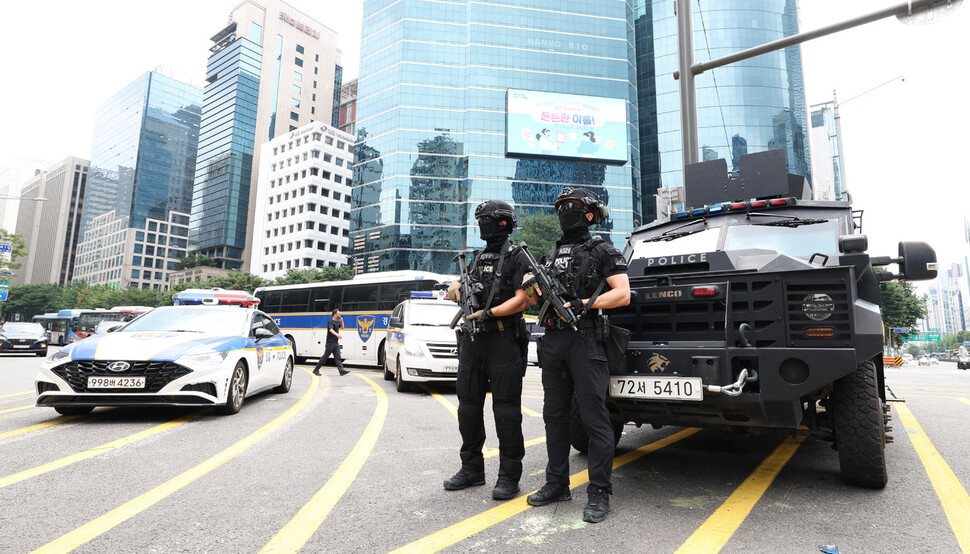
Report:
1,353,968,553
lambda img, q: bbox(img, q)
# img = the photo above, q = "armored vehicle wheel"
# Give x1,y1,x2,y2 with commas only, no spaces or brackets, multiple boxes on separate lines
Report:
831,359,887,489
568,395,623,454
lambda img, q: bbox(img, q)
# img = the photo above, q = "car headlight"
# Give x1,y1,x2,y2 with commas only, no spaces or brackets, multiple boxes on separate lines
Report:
177,350,230,366
48,349,72,362
802,293,835,321
403,335,425,357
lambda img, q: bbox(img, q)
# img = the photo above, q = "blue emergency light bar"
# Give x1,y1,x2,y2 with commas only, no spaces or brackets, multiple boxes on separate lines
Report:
410,291,435,298
173,288,260,307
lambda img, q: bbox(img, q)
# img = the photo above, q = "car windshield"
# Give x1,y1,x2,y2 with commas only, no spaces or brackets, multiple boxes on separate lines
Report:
724,219,839,258
409,303,460,326
121,308,246,334
1,322,45,334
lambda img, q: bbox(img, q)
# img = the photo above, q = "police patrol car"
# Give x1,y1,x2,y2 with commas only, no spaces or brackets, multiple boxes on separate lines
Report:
35,289,295,416
382,290,460,392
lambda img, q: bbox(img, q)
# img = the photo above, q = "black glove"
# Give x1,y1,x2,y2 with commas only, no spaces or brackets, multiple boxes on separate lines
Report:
567,301,586,319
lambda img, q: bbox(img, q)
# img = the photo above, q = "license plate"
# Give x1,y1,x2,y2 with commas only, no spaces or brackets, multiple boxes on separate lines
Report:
439,365,458,373
13,345,29,349
610,376,703,401
87,376,146,389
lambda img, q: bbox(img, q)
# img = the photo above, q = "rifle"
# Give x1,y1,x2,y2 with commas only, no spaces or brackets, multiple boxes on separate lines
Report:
449,250,483,339
517,242,579,331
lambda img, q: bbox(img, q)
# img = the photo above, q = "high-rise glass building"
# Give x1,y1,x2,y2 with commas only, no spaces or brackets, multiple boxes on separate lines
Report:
809,96,846,201
190,0,343,271
634,0,811,223
352,0,640,274
73,72,201,289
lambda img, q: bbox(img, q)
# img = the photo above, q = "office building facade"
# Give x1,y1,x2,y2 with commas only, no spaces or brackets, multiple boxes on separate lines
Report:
809,95,847,201
352,0,640,274
634,0,812,222
11,158,88,286
251,122,353,280
72,71,201,289
189,0,342,271
0,158,49,233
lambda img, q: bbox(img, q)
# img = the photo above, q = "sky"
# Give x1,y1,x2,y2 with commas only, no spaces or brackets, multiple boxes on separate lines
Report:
1,0,968,287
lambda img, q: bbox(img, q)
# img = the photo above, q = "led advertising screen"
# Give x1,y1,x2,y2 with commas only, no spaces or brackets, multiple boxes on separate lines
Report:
505,89,628,165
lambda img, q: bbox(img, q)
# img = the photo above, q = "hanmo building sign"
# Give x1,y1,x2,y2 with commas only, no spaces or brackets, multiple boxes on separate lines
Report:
279,12,320,39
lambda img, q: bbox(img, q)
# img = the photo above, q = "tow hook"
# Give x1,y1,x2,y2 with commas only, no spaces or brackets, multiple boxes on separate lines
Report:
705,368,754,397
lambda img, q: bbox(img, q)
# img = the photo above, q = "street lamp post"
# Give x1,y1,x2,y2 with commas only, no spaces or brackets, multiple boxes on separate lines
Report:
674,0,961,165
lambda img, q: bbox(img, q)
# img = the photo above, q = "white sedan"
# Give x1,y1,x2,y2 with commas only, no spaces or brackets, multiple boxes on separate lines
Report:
36,306,294,416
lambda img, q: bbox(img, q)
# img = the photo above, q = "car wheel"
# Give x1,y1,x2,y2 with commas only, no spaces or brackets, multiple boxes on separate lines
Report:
831,359,887,489
274,357,294,393
216,361,248,415
55,406,94,416
395,356,412,393
286,335,306,365
383,346,394,381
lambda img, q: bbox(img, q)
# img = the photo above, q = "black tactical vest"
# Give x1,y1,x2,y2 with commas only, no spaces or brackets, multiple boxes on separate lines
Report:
545,236,605,300
469,242,516,308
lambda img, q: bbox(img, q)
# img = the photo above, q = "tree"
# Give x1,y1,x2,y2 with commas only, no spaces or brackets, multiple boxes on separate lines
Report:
511,211,559,259
0,229,28,275
273,266,354,285
880,281,928,348
177,253,217,270
0,283,61,321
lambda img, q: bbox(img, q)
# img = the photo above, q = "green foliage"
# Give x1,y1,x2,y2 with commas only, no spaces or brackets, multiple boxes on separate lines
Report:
273,266,354,285
0,283,62,320
177,253,217,270
0,229,28,273
907,345,921,356
879,281,929,348
511,210,559,259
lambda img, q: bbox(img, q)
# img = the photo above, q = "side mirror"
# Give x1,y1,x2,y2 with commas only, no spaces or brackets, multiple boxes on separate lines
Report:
254,327,275,341
898,241,938,281
388,316,402,328
106,325,122,333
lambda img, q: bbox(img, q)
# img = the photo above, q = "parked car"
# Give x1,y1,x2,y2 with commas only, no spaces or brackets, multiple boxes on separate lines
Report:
0,322,49,357
917,355,937,366
957,346,969,370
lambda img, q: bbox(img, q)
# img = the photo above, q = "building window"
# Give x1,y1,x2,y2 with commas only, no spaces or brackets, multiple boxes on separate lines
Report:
296,44,304,54
330,244,338,253
317,241,326,250
292,84,301,95
293,71,302,81
307,221,314,230
311,150,320,158
312,132,321,141
325,136,333,145
290,111,299,122
295,57,304,67
291,98,300,107
334,175,342,184
131,269,140,279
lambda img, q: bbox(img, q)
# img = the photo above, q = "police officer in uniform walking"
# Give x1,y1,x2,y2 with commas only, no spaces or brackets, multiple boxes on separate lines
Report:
444,200,531,501
526,187,630,523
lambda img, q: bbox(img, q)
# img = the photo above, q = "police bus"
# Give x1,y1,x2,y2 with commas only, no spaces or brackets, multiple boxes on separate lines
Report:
75,306,154,340
254,271,455,366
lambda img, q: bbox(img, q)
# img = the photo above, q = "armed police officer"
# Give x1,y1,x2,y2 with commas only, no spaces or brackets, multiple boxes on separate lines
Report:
525,187,630,523
444,200,531,501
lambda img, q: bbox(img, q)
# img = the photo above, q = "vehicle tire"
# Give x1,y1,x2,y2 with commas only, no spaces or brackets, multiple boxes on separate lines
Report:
831,358,887,489
216,361,248,415
274,357,294,393
54,405,94,416
383,347,394,381
395,356,412,393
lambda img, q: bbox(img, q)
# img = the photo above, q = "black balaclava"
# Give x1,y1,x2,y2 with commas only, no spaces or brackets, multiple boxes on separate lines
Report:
559,208,591,242
480,218,511,251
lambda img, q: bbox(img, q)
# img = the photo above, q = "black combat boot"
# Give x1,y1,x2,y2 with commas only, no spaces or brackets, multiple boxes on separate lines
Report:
492,476,520,500
583,488,611,523
526,482,572,506
443,468,486,491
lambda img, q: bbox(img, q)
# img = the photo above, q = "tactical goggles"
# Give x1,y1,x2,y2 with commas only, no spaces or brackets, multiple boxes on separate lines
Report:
556,201,586,214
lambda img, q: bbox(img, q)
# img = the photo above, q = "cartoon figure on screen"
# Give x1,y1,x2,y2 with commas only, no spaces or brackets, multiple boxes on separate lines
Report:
576,131,601,158
536,128,557,152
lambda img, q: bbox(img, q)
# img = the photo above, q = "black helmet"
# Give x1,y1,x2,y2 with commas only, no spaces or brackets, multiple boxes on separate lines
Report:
474,200,517,228
554,187,608,224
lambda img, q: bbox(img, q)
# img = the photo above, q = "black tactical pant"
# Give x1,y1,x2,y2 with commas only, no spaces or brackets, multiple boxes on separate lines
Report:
539,326,614,494
456,325,525,481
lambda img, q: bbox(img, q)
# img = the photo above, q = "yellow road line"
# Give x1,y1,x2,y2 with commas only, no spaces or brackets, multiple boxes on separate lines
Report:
0,404,32,415
0,409,114,442
895,403,970,551
0,390,32,400
392,428,701,554
32,374,322,554
0,410,208,490
520,405,542,418
260,374,388,553
675,435,805,553
956,397,970,407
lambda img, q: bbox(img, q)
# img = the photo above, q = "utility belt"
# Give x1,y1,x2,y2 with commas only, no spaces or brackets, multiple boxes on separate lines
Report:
546,314,609,338
479,315,525,334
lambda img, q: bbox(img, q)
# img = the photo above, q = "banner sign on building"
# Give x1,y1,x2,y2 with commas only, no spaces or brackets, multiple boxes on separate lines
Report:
505,89,627,165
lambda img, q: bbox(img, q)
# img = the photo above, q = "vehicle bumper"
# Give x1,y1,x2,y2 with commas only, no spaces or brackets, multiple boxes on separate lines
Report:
399,353,458,383
609,345,858,429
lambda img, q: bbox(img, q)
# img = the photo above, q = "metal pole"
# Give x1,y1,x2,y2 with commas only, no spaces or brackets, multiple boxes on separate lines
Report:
676,0,699,165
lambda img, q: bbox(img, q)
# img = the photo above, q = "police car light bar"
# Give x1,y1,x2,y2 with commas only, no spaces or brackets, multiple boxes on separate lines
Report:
173,288,260,307
410,291,435,298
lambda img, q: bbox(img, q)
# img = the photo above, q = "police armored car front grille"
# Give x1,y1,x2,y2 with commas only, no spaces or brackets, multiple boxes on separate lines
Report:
785,279,853,346
427,342,458,359
52,361,193,393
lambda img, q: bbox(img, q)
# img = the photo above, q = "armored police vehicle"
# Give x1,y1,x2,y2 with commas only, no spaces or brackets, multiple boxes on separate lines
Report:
588,150,937,488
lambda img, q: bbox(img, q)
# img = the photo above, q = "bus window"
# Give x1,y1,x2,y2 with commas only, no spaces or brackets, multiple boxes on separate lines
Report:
280,289,311,312
342,285,378,312
312,286,340,312
258,290,283,311
377,282,413,310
